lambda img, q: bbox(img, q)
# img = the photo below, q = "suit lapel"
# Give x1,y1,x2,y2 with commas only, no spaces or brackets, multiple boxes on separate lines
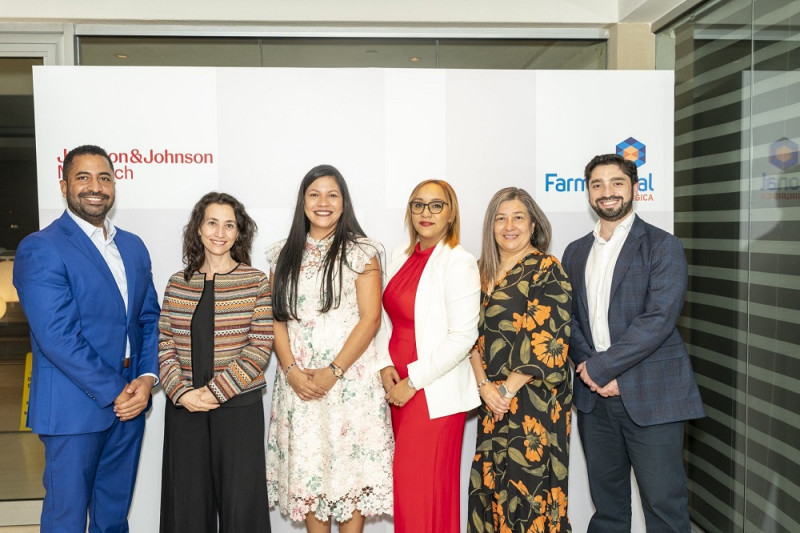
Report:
572,234,594,321
116,231,136,323
610,215,645,300
57,212,127,316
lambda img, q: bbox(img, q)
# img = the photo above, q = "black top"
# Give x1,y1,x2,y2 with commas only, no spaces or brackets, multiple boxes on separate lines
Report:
190,279,215,388
190,277,261,408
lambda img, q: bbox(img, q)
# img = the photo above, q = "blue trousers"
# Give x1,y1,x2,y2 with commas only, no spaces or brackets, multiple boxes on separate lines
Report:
578,396,690,533
39,415,145,533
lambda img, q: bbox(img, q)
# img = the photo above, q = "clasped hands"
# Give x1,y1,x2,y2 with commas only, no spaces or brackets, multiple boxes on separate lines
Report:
380,366,416,408
286,366,338,401
113,376,155,421
177,386,220,412
479,382,512,422
575,362,619,397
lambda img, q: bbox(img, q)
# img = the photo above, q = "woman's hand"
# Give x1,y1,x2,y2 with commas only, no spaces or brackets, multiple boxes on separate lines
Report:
385,377,417,408
178,387,220,412
380,366,400,393
309,367,339,395
286,366,327,401
480,382,511,420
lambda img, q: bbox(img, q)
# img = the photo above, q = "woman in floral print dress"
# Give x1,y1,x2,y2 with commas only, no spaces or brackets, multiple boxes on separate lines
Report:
266,165,393,533
468,187,573,533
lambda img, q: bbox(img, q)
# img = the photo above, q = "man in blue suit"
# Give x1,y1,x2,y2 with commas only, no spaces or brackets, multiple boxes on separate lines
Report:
13,144,160,532
562,154,704,532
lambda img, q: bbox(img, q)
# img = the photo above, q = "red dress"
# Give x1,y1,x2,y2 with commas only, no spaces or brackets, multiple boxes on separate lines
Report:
383,243,467,533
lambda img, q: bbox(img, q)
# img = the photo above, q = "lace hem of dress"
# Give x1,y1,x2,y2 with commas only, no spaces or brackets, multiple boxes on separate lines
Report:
269,485,393,523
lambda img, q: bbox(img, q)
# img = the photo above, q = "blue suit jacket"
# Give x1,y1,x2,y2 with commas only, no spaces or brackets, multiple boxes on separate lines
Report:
561,215,704,426
13,211,160,435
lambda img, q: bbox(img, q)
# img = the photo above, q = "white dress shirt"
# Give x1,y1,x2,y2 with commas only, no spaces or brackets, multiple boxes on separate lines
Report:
585,211,636,352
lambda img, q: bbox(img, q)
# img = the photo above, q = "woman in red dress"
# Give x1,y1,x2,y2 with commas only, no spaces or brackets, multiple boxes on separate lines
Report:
377,179,481,532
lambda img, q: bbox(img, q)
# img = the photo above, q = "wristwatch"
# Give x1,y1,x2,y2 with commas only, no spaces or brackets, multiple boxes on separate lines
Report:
329,362,344,379
498,384,515,399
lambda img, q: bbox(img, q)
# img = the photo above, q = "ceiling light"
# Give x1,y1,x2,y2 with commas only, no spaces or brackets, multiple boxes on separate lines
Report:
116,54,128,59
409,57,421,62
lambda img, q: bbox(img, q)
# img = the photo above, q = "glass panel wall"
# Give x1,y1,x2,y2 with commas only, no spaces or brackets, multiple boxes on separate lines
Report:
657,1,800,531
78,36,606,69
0,56,44,502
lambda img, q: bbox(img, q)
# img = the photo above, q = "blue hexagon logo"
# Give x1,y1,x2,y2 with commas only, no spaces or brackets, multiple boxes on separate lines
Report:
769,137,798,170
616,137,646,168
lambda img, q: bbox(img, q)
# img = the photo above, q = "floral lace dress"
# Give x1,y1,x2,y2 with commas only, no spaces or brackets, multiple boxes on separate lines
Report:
266,234,394,522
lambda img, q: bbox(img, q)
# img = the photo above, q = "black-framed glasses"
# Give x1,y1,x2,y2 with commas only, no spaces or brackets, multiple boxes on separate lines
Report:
409,200,448,214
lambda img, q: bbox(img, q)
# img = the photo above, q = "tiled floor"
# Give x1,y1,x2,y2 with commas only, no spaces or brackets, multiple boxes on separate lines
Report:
0,358,711,533
0,359,26,431
0,360,44,503
0,357,45,529
0,432,44,501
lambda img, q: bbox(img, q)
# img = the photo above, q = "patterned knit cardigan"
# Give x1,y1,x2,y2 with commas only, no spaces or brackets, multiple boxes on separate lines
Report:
158,264,274,405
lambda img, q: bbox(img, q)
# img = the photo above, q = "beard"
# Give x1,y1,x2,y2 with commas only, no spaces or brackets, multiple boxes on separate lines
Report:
590,195,633,222
66,191,114,226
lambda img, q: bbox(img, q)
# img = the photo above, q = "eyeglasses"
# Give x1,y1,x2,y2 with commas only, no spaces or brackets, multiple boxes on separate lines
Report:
409,200,448,215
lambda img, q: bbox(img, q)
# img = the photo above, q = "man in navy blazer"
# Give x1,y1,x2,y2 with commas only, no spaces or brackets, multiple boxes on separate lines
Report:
562,154,704,532
13,145,160,532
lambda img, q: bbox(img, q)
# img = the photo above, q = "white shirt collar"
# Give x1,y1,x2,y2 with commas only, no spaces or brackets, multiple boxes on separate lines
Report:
66,208,117,242
592,211,635,244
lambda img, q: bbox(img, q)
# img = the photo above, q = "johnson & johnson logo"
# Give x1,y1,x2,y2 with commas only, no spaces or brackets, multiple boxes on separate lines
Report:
55,148,216,180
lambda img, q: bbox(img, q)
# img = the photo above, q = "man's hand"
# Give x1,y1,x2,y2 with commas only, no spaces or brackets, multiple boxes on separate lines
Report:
177,386,220,412
114,377,155,421
597,379,620,398
577,362,619,397
576,361,601,392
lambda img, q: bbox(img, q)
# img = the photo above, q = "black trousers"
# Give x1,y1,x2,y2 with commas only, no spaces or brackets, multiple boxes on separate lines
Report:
160,399,271,533
578,396,690,533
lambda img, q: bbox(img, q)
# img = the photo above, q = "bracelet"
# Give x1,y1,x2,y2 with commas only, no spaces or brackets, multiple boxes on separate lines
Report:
477,378,490,391
285,363,297,376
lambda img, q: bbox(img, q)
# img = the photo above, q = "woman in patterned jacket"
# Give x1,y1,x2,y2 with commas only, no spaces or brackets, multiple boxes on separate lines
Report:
158,192,273,533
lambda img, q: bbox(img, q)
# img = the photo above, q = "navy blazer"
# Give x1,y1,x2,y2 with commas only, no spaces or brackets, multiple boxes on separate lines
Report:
13,211,160,435
561,215,704,426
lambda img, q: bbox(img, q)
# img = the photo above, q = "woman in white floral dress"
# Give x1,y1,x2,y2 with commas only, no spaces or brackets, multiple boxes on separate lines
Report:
266,164,393,533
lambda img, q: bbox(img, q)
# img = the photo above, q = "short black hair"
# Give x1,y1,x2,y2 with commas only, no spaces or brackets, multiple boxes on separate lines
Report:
584,153,638,184
62,145,114,178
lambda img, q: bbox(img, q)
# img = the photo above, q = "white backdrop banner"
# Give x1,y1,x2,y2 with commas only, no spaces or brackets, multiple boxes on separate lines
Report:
33,66,674,533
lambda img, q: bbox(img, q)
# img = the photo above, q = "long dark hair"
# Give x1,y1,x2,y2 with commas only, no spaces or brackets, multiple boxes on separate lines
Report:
182,192,257,281
272,164,371,321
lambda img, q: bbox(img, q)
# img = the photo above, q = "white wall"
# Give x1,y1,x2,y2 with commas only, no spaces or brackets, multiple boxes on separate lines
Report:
33,65,674,533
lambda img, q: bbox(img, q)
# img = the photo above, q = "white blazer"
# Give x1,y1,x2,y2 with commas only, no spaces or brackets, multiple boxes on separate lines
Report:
376,241,481,419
